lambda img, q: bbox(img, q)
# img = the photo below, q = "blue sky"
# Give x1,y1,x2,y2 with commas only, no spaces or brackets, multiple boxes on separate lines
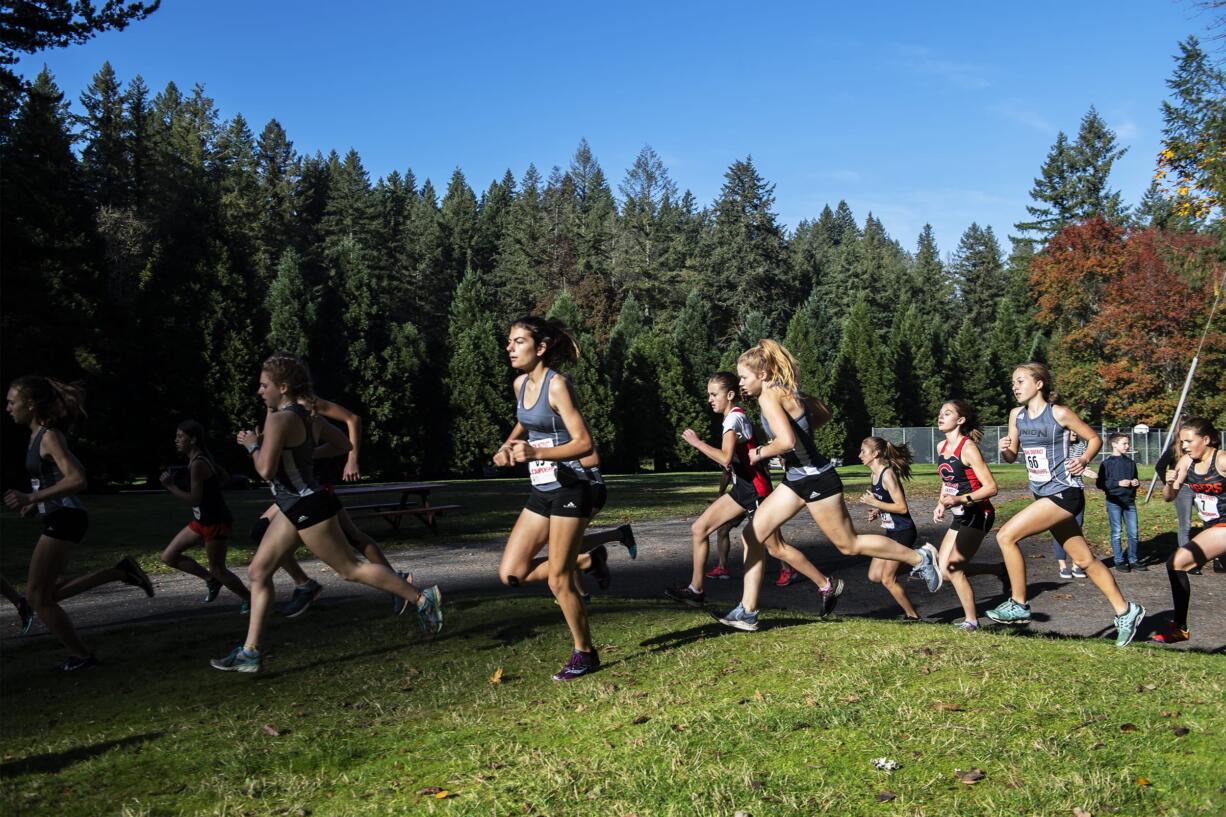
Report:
16,0,1218,257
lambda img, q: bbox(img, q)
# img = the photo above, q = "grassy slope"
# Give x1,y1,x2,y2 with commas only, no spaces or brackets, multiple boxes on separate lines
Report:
1,596,1222,817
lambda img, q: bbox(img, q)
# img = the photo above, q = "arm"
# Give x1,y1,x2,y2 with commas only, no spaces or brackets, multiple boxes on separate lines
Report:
161,459,208,506
861,469,908,515
314,397,363,480
313,416,353,460
238,412,295,481
1051,406,1100,475
1162,455,1191,501
4,430,87,510
681,427,735,468
998,408,1020,463
1095,462,1107,491
493,421,527,467
747,392,794,465
508,376,592,463
961,441,998,503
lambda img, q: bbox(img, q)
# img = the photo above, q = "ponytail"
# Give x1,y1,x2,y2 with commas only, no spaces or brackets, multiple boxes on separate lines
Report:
10,376,86,431
512,316,580,368
737,339,800,394
863,436,914,481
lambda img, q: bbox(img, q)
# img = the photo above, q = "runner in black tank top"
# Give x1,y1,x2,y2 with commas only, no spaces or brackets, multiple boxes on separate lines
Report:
210,354,442,674
714,341,942,634
158,420,250,609
990,363,1144,646
1155,418,1226,644
4,376,153,671
856,437,921,621
931,401,1004,632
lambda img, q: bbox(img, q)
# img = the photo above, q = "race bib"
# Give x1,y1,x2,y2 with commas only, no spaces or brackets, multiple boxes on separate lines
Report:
1023,446,1052,482
942,484,964,516
1194,493,1221,522
879,511,895,530
31,478,45,515
528,438,558,486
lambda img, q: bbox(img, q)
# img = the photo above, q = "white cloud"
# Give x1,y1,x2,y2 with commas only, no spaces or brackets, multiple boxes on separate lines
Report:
894,44,992,90
989,100,1055,134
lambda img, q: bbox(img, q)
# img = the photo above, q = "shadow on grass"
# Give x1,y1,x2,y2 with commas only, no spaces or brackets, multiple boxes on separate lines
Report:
638,615,817,654
0,731,164,777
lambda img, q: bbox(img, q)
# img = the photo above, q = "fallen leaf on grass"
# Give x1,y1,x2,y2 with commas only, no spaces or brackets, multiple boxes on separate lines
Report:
1120,723,1138,732
920,666,931,675
754,690,764,702
749,779,764,790
876,791,897,802
1173,726,1190,737
804,696,818,707
1073,808,1092,817
416,787,443,795
1135,683,1156,692
671,724,685,732
1160,710,1180,718
933,702,964,712
261,724,281,737
489,667,503,685
1136,777,1150,787
632,715,649,725
954,768,986,785
843,693,862,703
1092,742,1105,749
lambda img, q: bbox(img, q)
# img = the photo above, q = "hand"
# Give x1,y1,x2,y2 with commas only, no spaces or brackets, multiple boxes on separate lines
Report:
492,447,511,468
343,457,361,482
236,429,259,450
159,470,174,487
998,436,1012,454
867,507,879,521
747,446,764,466
938,492,961,509
19,503,36,517
507,440,533,464
933,504,946,523
857,491,875,507
681,428,700,447
1131,479,1140,488
4,489,31,510
1066,458,1087,477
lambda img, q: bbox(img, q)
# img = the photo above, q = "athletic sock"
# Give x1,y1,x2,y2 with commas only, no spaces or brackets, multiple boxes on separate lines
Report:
688,584,701,594
818,580,831,592
1168,564,1191,630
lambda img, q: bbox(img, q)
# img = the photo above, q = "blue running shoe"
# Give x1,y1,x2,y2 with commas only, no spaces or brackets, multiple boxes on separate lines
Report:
552,648,600,681
57,654,98,672
618,524,637,560
17,596,34,634
909,542,943,592
414,585,443,635
281,579,322,618
715,603,760,632
204,578,222,603
986,598,1032,625
210,645,261,673
1114,601,1145,648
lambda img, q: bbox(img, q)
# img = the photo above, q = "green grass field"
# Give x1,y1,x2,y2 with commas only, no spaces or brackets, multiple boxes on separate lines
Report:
1,464,1176,580
1,595,1222,817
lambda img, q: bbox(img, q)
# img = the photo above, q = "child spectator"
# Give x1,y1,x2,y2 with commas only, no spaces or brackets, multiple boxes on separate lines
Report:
1097,433,1143,571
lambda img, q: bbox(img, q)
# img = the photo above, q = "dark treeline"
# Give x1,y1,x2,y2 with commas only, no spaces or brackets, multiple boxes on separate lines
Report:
1,61,1217,486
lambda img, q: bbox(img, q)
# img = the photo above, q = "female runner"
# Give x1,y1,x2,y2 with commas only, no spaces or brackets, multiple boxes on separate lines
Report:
857,436,921,622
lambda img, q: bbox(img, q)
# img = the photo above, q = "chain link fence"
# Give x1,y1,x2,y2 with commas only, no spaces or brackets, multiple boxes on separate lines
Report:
871,426,1169,465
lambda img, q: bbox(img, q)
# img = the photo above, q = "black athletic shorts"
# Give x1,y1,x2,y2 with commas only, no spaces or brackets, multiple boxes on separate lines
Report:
730,478,765,517
589,482,607,518
525,481,593,519
782,468,843,503
283,491,342,531
1034,489,1085,517
885,524,918,547
41,508,88,543
950,505,995,533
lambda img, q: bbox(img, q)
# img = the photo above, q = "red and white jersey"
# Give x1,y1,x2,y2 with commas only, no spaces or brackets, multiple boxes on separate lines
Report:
724,407,772,499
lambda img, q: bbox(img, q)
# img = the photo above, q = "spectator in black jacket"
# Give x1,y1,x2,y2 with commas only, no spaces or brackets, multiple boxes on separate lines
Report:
1097,434,1142,570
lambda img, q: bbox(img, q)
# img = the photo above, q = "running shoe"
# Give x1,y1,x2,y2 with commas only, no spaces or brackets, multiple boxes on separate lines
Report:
895,614,923,623
585,545,611,590
816,577,844,617
552,648,600,681
715,603,760,632
705,564,732,580
281,579,322,618
985,598,1032,625
1151,623,1189,644
204,578,222,603
210,645,261,673
1113,602,1145,648
1189,566,1203,575
664,585,705,607
1071,565,1087,579
391,571,409,615
57,654,98,672
1058,566,1072,579
953,619,979,632
618,524,638,560
1115,561,1132,573
910,542,943,592
117,556,154,597
1213,557,1225,574
17,595,34,634
239,600,250,615
775,566,801,587
414,585,443,635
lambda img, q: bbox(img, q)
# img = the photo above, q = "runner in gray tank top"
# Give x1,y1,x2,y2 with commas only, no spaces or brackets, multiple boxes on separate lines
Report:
4,376,153,672
988,363,1145,647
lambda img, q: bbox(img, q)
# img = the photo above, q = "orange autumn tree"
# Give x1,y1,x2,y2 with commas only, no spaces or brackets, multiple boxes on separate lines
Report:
1030,217,1225,426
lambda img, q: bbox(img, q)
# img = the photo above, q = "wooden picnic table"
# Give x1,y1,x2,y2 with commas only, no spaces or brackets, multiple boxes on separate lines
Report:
333,482,459,534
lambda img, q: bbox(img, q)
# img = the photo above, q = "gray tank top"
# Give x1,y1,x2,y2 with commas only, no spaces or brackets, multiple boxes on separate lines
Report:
1016,403,1079,496
516,369,587,492
758,399,833,480
269,404,321,512
25,427,85,515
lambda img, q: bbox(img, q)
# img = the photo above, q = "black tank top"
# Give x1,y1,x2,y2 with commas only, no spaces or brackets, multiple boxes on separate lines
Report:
270,404,321,512
937,436,992,514
191,455,232,525
1185,449,1226,524
870,469,914,532
24,427,84,515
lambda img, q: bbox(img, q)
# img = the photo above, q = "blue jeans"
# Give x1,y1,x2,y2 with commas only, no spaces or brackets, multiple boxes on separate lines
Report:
1051,511,1084,561
1106,501,1139,565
